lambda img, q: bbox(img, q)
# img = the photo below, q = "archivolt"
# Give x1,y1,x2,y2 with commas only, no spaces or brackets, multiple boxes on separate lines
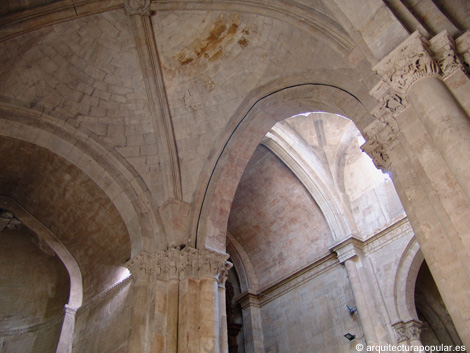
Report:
0,102,163,255
192,83,367,251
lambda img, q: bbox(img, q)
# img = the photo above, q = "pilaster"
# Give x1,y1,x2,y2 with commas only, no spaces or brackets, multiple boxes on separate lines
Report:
235,290,266,353
331,237,391,346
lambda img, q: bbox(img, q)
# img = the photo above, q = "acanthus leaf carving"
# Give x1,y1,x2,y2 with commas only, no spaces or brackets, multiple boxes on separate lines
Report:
374,32,439,95
361,115,400,173
218,261,233,286
393,322,408,343
430,31,467,78
126,251,154,283
392,320,422,343
405,320,422,341
127,247,230,282
456,31,470,72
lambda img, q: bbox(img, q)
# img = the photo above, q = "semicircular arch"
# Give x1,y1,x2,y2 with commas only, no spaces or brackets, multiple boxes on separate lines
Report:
0,103,164,256
394,237,424,324
192,83,369,251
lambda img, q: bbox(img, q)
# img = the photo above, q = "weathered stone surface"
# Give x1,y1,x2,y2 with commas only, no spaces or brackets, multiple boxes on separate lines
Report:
0,1,469,352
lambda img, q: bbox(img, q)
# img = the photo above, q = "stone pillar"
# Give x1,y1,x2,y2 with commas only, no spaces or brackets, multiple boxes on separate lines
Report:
174,248,230,353
363,31,470,347
331,238,382,347
56,304,77,353
235,290,265,353
165,277,178,353
126,252,154,353
125,247,231,353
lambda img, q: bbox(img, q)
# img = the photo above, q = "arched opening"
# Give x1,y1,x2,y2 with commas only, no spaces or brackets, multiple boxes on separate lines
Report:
193,84,368,252
0,135,133,351
224,111,404,351
415,261,463,347
0,218,70,353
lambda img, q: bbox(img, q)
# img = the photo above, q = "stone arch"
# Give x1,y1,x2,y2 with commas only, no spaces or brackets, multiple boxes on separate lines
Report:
192,83,368,251
226,232,259,292
0,196,83,308
394,237,423,323
0,103,164,255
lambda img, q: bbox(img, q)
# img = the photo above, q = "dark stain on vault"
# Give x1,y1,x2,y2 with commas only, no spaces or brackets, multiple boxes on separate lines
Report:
177,15,249,67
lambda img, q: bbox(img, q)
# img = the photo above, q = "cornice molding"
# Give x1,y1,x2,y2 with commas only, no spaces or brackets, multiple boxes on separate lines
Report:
254,252,339,307
0,314,64,337
78,275,132,313
329,236,364,263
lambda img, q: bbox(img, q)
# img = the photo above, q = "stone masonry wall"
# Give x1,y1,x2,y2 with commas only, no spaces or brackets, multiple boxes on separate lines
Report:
73,278,133,353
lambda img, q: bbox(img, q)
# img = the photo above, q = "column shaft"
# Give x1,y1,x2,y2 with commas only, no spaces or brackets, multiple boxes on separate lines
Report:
408,76,470,202
218,284,228,353
388,123,470,346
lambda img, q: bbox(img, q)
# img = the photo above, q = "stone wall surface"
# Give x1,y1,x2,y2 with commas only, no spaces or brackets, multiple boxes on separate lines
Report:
0,226,69,353
229,145,333,290
259,262,362,353
73,279,133,353
0,1,469,352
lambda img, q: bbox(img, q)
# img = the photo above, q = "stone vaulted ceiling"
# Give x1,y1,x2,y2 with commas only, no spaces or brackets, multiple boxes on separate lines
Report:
0,136,131,301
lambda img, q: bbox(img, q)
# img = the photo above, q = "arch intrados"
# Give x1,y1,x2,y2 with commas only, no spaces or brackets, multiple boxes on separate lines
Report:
192,83,367,251
226,232,260,292
0,104,162,255
0,196,82,308
394,237,424,323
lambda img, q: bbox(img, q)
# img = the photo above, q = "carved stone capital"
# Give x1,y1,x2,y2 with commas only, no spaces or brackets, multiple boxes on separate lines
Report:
126,248,230,282
405,320,422,341
374,32,439,95
361,115,400,173
199,248,231,280
456,31,470,73
126,251,154,282
124,0,151,16
392,320,422,343
393,322,408,343
218,261,233,286
430,31,467,78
